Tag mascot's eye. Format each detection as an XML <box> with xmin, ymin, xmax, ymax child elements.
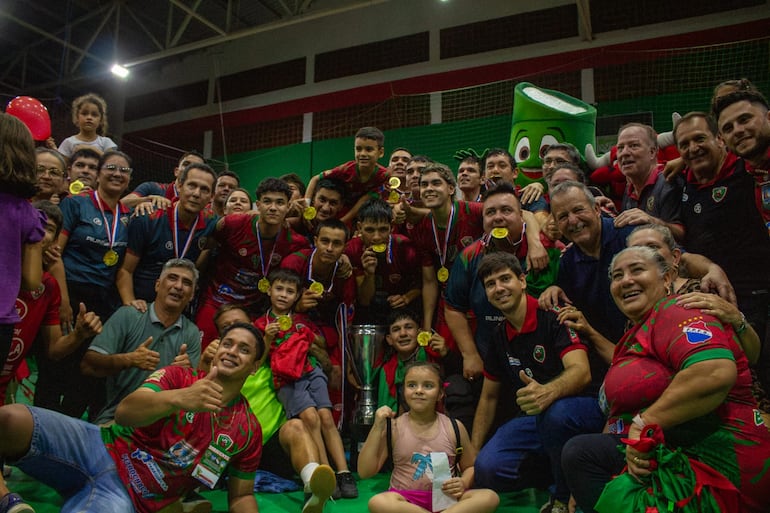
<box><xmin>515</xmin><ymin>137</ymin><xmax>530</xmax><ymax>163</ymax></box>
<box><xmin>540</xmin><ymin>135</ymin><xmax>559</xmax><ymax>158</ymax></box>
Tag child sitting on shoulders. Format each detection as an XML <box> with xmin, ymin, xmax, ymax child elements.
<box><xmin>377</xmin><ymin>309</ymin><xmax>448</xmax><ymax>413</ymax></box>
<box><xmin>359</xmin><ymin>361</ymin><xmax>499</xmax><ymax>513</ymax></box>
<box><xmin>253</xmin><ymin>268</ymin><xmax>358</xmax><ymax>499</ymax></box>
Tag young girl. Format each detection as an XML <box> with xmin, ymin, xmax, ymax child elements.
<box><xmin>57</xmin><ymin>93</ymin><xmax>117</xmax><ymax>157</ymax></box>
<box><xmin>359</xmin><ymin>362</ymin><xmax>499</xmax><ymax>513</ymax></box>
<box><xmin>0</xmin><ymin>113</ymin><xmax>46</xmax><ymax>382</ymax></box>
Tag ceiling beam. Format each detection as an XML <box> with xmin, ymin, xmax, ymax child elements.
<box><xmin>70</xmin><ymin>3</ymin><xmax>118</xmax><ymax>73</ymax></box>
<box><xmin>576</xmin><ymin>0</ymin><xmax>593</xmax><ymax>41</ymax></box>
<box><xmin>124</xmin><ymin>0</ymin><xmax>389</xmax><ymax>67</ymax></box>
<box><xmin>168</xmin><ymin>0</ymin><xmax>226</xmax><ymax>37</ymax></box>
<box><xmin>124</xmin><ymin>4</ymin><xmax>165</xmax><ymax>52</ymax></box>
<box><xmin>170</xmin><ymin>0</ymin><xmax>206</xmax><ymax>47</ymax></box>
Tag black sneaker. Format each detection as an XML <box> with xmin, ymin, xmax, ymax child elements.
<box><xmin>0</xmin><ymin>493</ymin><xmax>34</xmax><ymax>513</ymax></box>
<box><xmin>302</xmin><ymin>464</ymin><xmax>336</xmax><ymax>513</ymax></box>
<box><xmin>335</xmin><ymin>471</ymin><xmax>358</xmax><ymax>499</ymax></box>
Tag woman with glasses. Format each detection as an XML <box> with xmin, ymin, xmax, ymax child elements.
<box><xmin>32</xmin><ymin>148</ymin><xmax>68</xmax><ymax>204</ymax></box>
<box><xmin>35</xmin><ymin>150</ymin><xmax>133</xmax><ymax>420</ymax></box>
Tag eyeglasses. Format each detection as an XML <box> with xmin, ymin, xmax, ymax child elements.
<box><xmin>543</xmin><ymin>157</ymin><xmax>570</xmax><ymax>166</ymax></box>
<box><xmin>102</xmin><ymin>164</ymin><xmax>133</xmax><ymax>174</ymax></box>
<box><xmin>73</xmin><ymin>161</ymin><xmax>99</xmax><ymax>171</ymax></box>
<box><xmin>36</xmin><ymin>166</ymin><xmax>65</xmax><ymax>178</ymax></box>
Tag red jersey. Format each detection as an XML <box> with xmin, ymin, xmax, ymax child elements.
<box><xmin>411</xmin><ymin>200</ymin><xmax>484</xmax><ymax>272</ymax></box>
<box><xmin>102</xmin><ymin>366</ymin><xmax>262</xmax><ymax>513</ymax></box>
<box><xmin>203</xmin><ymin>214</ymin><xmax>309</xmax><ymax>307</ymax></box>
<box><xmin>3</xmin><ymin>273</ymin><xmax>60</xmax><ymax>403</ymax></box>
<box><xmin>344</xmin><ymin>234</ymin><xmax>420</xmax><ymax>298</ymax></box>
<box><xmin>254</xmin><ymin>311</ymin><xmax>321</xmax><ymax>387</ymax></box>
<box><xmin>321</xmin><ymin>160</ymin><xmax>389</xmax><ymax>211</ymax></box>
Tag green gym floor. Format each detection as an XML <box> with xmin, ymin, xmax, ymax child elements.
<box><xmin>8</xmin><ymin>468</ymin><xmax>549</xmax><ymax>512</ymax></box>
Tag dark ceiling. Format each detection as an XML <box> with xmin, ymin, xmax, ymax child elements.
<box><xmin>0</xmin><ymin>0</ymin><xmax>372</xmax><ymax>100</ymax></box>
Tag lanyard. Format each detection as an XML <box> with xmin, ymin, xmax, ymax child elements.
<box><xmin>308</xmin><ymin>248</ymin><xmax>339</xmax><ymax>293</ymax></box>
<box><xmin>94</xmin><ymin>190</ymin><xmax>119</xmax><ymax>249</ymax></box>
<box><xmin>430</xmin><ymin>203</ymin><xmax>455</xmax><ymax>269</ymax></box>
<box><xmin>173</xmin><ymin>204</ymin><xmax>197</xmax><ymax>259</ymax></box>
<box><xmin>255</xmin><ymin>224</ymin><xmax>280</xmax><ymax>278</ymax></box>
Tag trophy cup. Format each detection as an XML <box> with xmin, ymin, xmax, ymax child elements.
<box><xmin>349</xmin><ymin>324</ymin><xmax>384</xmax><ymax>426</ymax></box>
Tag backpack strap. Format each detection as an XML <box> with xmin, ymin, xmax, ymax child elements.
<box><xmin>450</xmin><ymin>416</ymin><xmax>463</xmax><ymax>457</ymax></box>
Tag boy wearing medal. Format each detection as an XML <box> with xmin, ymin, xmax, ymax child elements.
<box><xmin>408</xmin><ymin>163</ymin><xmax>484</xmax><ymax>354</ymax></box>
<box><xmin>195</xmin><ymin>178</ymin><xmax>309</xmax><ymax>348</ymax></box>
<box><xmin>345</xmin><ymin>198</ymin><xmax>421</xmax><ymax>325</ymax></box>
<box><xmin>304</xmin><ymin>127</ymin><xmax>389</xmax><ymax>225</ymax></box>
<box><xmin>116</xmin><ymin>163</ymin><xmax>218</xmax><ymax>312</ymax></box>
<box><xmin>254</xmin><ymin>269</ymin><xmax>357</xmax><ymax>499</ymax></box>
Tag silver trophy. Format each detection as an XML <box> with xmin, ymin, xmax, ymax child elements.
<box><xmin>348</xmin><ymin>324</ymin><xmax>385</xmax><ymax>425</ymax></box>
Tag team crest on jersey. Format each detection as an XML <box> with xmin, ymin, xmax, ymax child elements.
<box><xmin>6</xmin><ymin>338</ymin><xmax>24</xmax><ymax>364</ymax></box>
<box><xmin>186</xmin><ymin>412</ymin><xmax>195</xmax><ymax>423</ymax></box>
<box><xmin>681</xmin><ymin>192</ymin><xmax>689</xmax><ymax>202</ymax></box>
<box><xmin>460</xmin><ymin>236</ymin><xmax>474</xmax><ymax>247</ymax></box>
<box><xmin>711</xmin><ymin>187</ymin><xmax>727</xmax><ymax>203</ymax></box>
<box><xmin>121</xmin><ymin>217</ymin><xmax>129</xmax><ymax>226</ymax></box>
<box><xmin>216</xmin><ymin>433</ymin><xmax>234</xmax><ymax>451</ymax></box>
<box><xmin>14</xmin><ymin>299</ymin><xmax>28</xmax><ymax>319</ymax></box>
<box><xmin>682</xmin><ymin>320</ymin><xmax>712</xmax><ymax>344</ymax></box>
<box><xmin>533</xmin><ymin>345</ymin><xmax>546</xmax><ymax>363</ymax></box>
<box><xmin>646</xmin><ymin>197</ymin><xmax>655</xmax><ymax>211</ymax></box>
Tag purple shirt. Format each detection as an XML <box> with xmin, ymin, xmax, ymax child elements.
<box><xmin>0</xmin><ymin>193</ymin><xmax>46</xmax><ymax>324</ymax></box>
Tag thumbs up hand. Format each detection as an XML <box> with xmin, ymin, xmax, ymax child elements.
<box><xmin>130</xmin><ymin>336</ymin><xmax>161</xmax><ymax>371</ymax></box>
<box><xmin>172</xmin><ymin>343</ymin><xmax>192</xmax><ymax>368</ymax></box>
<box><xmin>74</xmin><ymin>302</ymin><xmax>102</xmax><ymax>337</ymax></box>
<box><xmin>516</xmin><ymin>370</ymin><xmax>554</xmax><ymax>415</ymax></box>
<box><xmin>180</xmin><ymin>365</ymin><xmax>224</xmax><ymax>413</ymax></box>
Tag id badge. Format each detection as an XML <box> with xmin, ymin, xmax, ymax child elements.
<box><xmin>192</xmin><ymin>443</ymin><xmax>231</xmax><ymax>488</ymax></box>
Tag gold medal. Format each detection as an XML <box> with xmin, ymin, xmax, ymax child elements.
<box><xmin>372</xmin><ymin>243</ymin><xmax>386</xmax><ymax>253</ymax></box>
<box><xmin>309</xmin><ymin>281</ymin><xmax>324</xmax><ymax>294</ymax></box>
<box><xmin>258</xmin><ymin>278</ymin><xmax>270</xmax><ymax>293</ymax></box>
<box><xmin>388</xmin><ymin>176</ymin><xmax>401</xmax><ymax>189</ymax></box>
<box><xmin>417</xmin><ymin>331</ymin><xmax>431</xmax><ymax>347</ymax></box>
<box><xmin>437</xmin><ymin>266</ymin><xmax>449</xmax><ymax>283</ymax></box>
<box><xmin>103</xmin><ymin>249</ymin><xmax>119</xmax><ymax>266</ymax></box>
<box><xmin>388</xmin><ymin>190</ymin><xmax>400</xmax><ymax>204</ymax></box>
<box><xmin>69</xmin><ymin>179</ymin><xmax>85</xmax><ymax>195</ymax></box>
<box><xmin>491</xmin><ymin>227</ymin><xmax>509</xmax><ymax>239</ymax></box>
<box><xmin>277</xmin><ymin>315</ymin><xmax>292</xmax><ymax>331</ymax></box>
<box><xmin>303</xmin><ymin>206</ymin><xmax>317</xmax><ymax>220</ymax></box>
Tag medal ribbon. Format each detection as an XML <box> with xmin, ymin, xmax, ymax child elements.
<box><xmin>255</xmin><ymin>224</ymin><xmax>280</xmax><ymax>279</ymax></box>
<box><xmin>308</xmin><ymin>248</ymin><xmax>339</xmax><ymax>293</ymax></box>
<box><xmin>173</xmin><ymin>204</ymin><xmax>198</xmax><ymax>259</ymax></box>
<box><xmin>386</xmin><ymin>234</ymin><xmax>393</xmax><ymax>265</ymax></box>
<box><xmin>430</xmin><ymin>203</ymin><xmax>455</xmax><ymax>269</ymax></box>
<box><xmin>94</xmin><ymin>190</ymin><xmax>119</xmax><ymax>250</ymax></box>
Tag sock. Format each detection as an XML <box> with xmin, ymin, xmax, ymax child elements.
<box><xmin>336</xmin><ymin>470</ymin><xmax>350</xmax><ymax>475</ymax></box>
<box><xmin>301</xmin><ymin>462</ymin><xmax>320</xmax><ymax>492</ymax></box>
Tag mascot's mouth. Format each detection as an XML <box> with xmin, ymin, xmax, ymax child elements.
<box><xmin>517</xmin><ymin>167</ymin><xmax>544</xmax><ymax>180</ymax></box>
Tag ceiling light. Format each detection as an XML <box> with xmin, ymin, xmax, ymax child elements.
<box><xmin>111</xmin><ymin>64</ymin><xmax>129</xmax><ymax>78</ymax></box>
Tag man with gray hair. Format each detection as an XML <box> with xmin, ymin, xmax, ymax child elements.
<box><xmin>81</xmin><ymin>258</ymin><xmax>202</xmax><ymax>425</ymax></box>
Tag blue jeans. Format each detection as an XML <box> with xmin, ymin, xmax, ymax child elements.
<box><xmin>475</xmin><ymin>396</ymin><xmax>605</xmax><ymax>501</ymax></box>
<box><xmin>12</xmin><ymin>406</ymin><xmax>134</xmax><ymax>513</ymax></box>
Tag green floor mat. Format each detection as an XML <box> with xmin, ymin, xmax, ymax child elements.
<box><xmin>7</xmin><ymin>468</ymin><xmax>550</xmax><ymax>512</ymax></box>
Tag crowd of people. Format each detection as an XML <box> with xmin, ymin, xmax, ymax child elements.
<box><xmin>0</xmin><ymin>79</ymin><xmax>769</xmax><ymax>513</ymax></box>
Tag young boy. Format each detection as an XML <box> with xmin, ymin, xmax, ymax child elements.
<box><xmin>254</xmin><ymin>268</ymin><xmax>357</xmax><ymax>500</ymax></box>
<box><xmin>376</xmin><ymin>309</ymin><xmax>447</xmax><ymax>413</ymax></box>
<box><xmin>344</xmin><ymin>198</ymin><xmax>420</xmax><ymax>325</ymax></box>
<box><xmin>195</xmin><ymin>177</ymin><xmax>309</xmax><ymax>347</ymax></box>
<box><xmin>304</xmin><ymin>127</ymin><xmax>388</xmax><ymax>225</ymax></box>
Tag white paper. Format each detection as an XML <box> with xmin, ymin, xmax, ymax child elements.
<box><xmin>431</xmin><ymin>452</ymin><xmax>457</xmax><ymax>512</ymax></box>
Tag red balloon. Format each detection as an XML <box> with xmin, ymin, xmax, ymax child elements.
<box><xmin>6</xmin><ymin>96</ymin><xmax>52</xmax><ymax>141</ymax></box>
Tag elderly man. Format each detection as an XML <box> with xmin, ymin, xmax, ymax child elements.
<box><xmin>81</xmin><ymin>258</ymin><xmax>203</xmax><ymax>425</ymax></box>
<box><xmin>540</xmin><ymin>181</ymin><xmax>734</xmax><ymax>345</ymax></box>
<box><xmin>612</xmin><ymin>123</ymin><xmax>685</xmax><ymax>241</ymax></box>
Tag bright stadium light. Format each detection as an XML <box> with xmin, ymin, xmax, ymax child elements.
<box><xmin>111</xmin><ymin>64</ymin><xmax>130</xmax><ymax>78</ymax></box>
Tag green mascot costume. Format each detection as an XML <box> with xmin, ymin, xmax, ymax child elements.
<box><xmin>509</xmin><ymin>82</ymin><xmax>597</xmax><ymax>187</ymax></box>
